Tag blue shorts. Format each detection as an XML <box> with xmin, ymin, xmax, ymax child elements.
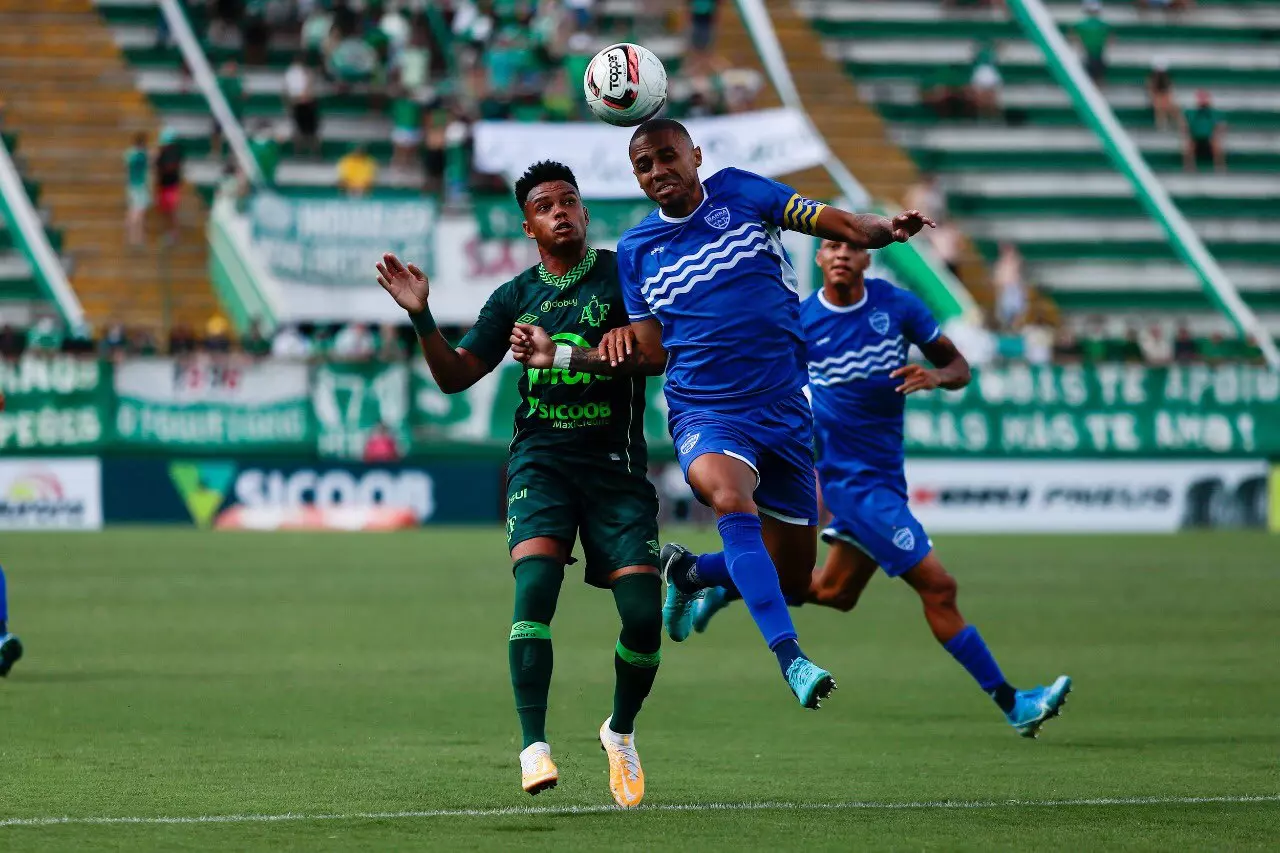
<box><xmin>819</xmin><ymin>477</ymin><xmax>932</xmax><ymax>577</ymax></box>
<box><xmin>669</xmin><ymin>390</ymin><xmax>818</xmax><ymax>526</ymax></box>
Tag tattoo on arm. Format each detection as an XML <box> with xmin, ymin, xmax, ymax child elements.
<box><xmin>567</xmin><ymin>346</ymin><xmax>663</xmax><ymax>376</ymax></box>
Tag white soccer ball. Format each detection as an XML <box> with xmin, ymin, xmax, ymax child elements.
<box><xmin>583</xmin><ymin>42</ymin><xmax>668</xmax><ymax>127</ymax></box>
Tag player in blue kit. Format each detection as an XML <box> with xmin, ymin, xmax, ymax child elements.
<box><xmin>687</xmin><ymin>239</ymin><xmax>1072</xmax><ymax>737</ymax></box>
<box><xmin>0</xmin><ymin>565</ymin><xmax>22</xmax><ymax>677</ymax></box>
<box><xmin>511</xmin><ymin>118</ymin><xmax>935</xmax><ymax>709</ymax></box>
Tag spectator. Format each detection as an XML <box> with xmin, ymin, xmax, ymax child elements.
<box><xmin>214</xmin><ymin>162</ymin><xmax>250</xmax><ymax>211</ymax></box>
<box><xmin>154</xmin><ymin>127</ymin><xmax>185</xmax><ymax>243</ymax></box>
<box><xmin>241</xmin><ymin>0</ymin><xmax>271</xmax><ymax>65</ymax></box>
<box><xmin>124</xmin><ymin>131</ymin><xmax>150</xmax><ymax>248</ymax></box>
<box><xmin>1172</xmin><ymin>323</ymin><xmax>1198</xmax><ymax>363</ymax></box>
<box><xmin>26</xmin><ymin>317</ymin><xmax>64</xmax><ymax>353</ymax></box>
<box><xmin>423</xmin><ymin>112</ymin><xmax>448</xmax><ymax>192</ymax></box>
<box><xmin>132</xmin><ymin>328</ymin><xmax>159</xmax><ymax>356</ymax></box>
<box><xmin>1140</xmin><ymin>324</ymin><xmax>1173</xmax><ymax>364</ymax></box>
<box><xmin>327</xmin><ymin>9</ymin><xmax>381</xmax><ymax>86</ymax></box>
<box><xmin>443</xmin><ymin>116</ymin><xmax>472</xmax><ymax>203</ymax></box>
<box><xmin>1201</xmin><ymin>331</ymin><xmax>1230</xmax><ymax>365</ymax></box>
<box><xmin>1051</xmin><ymin>327</ymin><xmax>1083</xmax><ymax>363</ymax></box>
<box><xmin>62</xmin><ymin>323</ymin><xmax>95</xmax><ymax>355</ymax></box>
<box><xmin>1147</xmin><ymin>57</ymin><xmax>1179</xmax><ymax>131</ymax></box>
<box><xmin>563</xmin><ymin>0</ymin><xmax>593</xmax><ymax>33</ymax></box>
<box><xmin>241</xmin><ymin>318</ymin><xmax>272</xmax><ymax>357</ymax></box>
<box><xmin>922</xmin><ymin>65</ymin><xmax>973</xmax><ymax>120</ymax></box>
<box><xmin>301</xmin><ymin>1</ymin><xmax>334</xmax><ymax>60</ymax></box>
<box><xmin>1073</xmin><ymin>0</ymin><xmax>1110</xmax><ymax>85</ymax></box>
<box><xmin>168</xmin><ymin>325</ymin><xmax>198</xmax><ymax>356</ymax></box>
<box><xmin>332</xmin><ymin>322</ymin><xmax>376</xmax><ymax>359</ymax></box>
<box><xmin>0</xmin><ymin>324</ymin><xmax>26</xmax><ymax>359</ymax></box>
<box><xmin>389</xmin><ymin>94</ymin><xmax>424</xmax><ymax>169</ymax></box>
<box><xmin>285</xmin><ymin>53</ymin><xmax>322</xmax><ymax>158</ymax></box>
<box><xmin>100</xmin><ymin>323</ymin><xmax>130</xmax><ymax>359</ymax></box>
<box><xmin>993</xmin><ymin>242</ymin><xmax>1029</xmax><ymax>330</ymax></box>
<box><xmin>205</xmin><ymin>315</ymin><xmax>233</xmax><ymax>353</ymax></box>
<box><xmin>969</xmin><ymin>41</ymin><xmax>1002</xmax><ymax>119</ymax></box>
<box><xmin>1079</xmin><ymin>317</ymin><xmax>1109</xmax><ymax>362</ymax></box>
<box><xmin>248</xmin><ymin>121</ymin><xmax>282</xmax><ymax>186</ymax></box>
<box><xmin>336</xmin><ymin>144</ymin><xmax>379</xmax><ymax>195</ymax></box>
<box><xmin>1022</xmin><ymin>324</ymin><xmax>1053</xmax><ymax>364</ymax></box>
<box><xmin>272</xmin><ymin>324</ymin><xmax>312</xmax><ymax>358</ymax></box>
<box><xmin>211</xmin><ymin>60</ymin><xmax>245</xmax><ymax>158</ymax></box>
<box><xmin>1115</xmin><ymin>328</ymin><xmax>1144</xmax><ymax>363</ymax></box>
<box><xmin>378</xmin><ymin>322</ymin><xmax>408</xmax><ymax>360</ymax></box>
<box><xmin>1183</xmin><ymin>89</ymin><xmax>1226</xmax><ymax>172</ymax></box>
<box><xmin>394</xmin><ymin>17</ymin><xmax>433</xmax><ymax>94</ymax></box>
<box><xmin>689</xmin><ymin>0</ymin><xmax>720</xmax><ymax>53</ymax></box>
<box><xmin>362</xmin><ymin>422</ymin><xmax>402</xmax><ymax>462</ymax></box>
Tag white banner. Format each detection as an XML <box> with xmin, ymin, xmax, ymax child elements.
<box><xmin>904</xmin><ymin>460</ymin><xmax>1269</xmax><ymax>533</ymax></box>
<box><xmin>473</xmin><ymin>108</ymin><xmax>828</xmax><ymax>199</ymax></box>
<box><xmin>0</xmin><ymin>458</ymin><xmax>103</xmax><ymax>530</ymax></box>
<box><xmin>114</xmin><ymin>357</ymin><xmax>310</xmax><ymax>405</ymax></box>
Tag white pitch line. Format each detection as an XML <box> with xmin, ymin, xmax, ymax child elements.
<box><xmin>1</xmin><ymin>795</ymin><xmax>1277</xmax><ymax>829</ymax></box>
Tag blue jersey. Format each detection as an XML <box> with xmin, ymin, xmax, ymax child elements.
<box><xmin>801</xmin><ymin>278</ymin><xmax>941</xmax><ymax>483</ymax></box>
<box><xmin>618</xmin><ymin>167</ymin><xmax>826</xmax><ymax>415</ymax></box>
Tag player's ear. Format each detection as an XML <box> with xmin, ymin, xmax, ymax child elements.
<box><xmin>582</xmin><ymin>204</ymin><xmax>590</xmax><ymax>227</ymax></box>
<box><xmin>692</xmin><ymin>146</ymin><xmax>703</xmax><ymax>168</ymax></box>
<box><xmin>522</xmin><ymin>219</ymin><xmax>535</xmax><ymax>240</ymax></box>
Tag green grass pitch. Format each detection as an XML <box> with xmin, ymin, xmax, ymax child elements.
<box><xmin>0</xmin><ymin>528</ymin><xmax>1277</xmax><ymax>850</ymax></box>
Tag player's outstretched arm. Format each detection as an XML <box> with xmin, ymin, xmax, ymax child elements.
<box><xmin>510</xmin><ymin>320</ymin><xmax>667</xmax><ymax>376</ymax></box>
<box><xmin>890</xmin><ymin>335</ymin><xmax>971</xmax><ymax>395</ymax></box>
<box><xmin>376</xmin><ymin>252</ymin><xmax>491</xmax><ymax>394</ymax></box>
<box><xmin>812</xmin><ymin>206</ymin><xmax>935</xmax><ymax>249</ymax></box>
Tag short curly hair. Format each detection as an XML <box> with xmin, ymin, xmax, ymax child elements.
<box><xmin>514</xmin><ymin>160</ymin><xmax>580</xmax><ymax>209</ymax></box>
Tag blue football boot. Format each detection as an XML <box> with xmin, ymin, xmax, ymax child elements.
<box><xmin>1007</xmin><ymin>675</ymin><xmax>1072</xmax><ymax>738</ymax></box>
<box><xmin>692</xmin><ymin>585</ymin><xmax>731</xmax><ymax>634</ymax></box>
<box><xmin>660</xmin><ymin>543</ymin><xmax>701</xmax><ymax>643</ymax></box>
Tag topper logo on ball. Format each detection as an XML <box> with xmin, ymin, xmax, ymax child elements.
<box><xmin>608</xmin><ymin>52</ymin><xmax>624</xmax><ymax>89</ymax></box>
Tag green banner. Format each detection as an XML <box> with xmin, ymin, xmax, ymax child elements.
<box><xmin>250</xmin><ymin>193</ymin><xmax>437</xmax><ymax>285</ymax></box>
<box><xmin>314</xmin><ymin>361</ymin><xmax>411</xmax><ymax>459</ymax></box>
<box><xmin>0</xmin><ymin>356</ymin><xmax>110</xmax><ymax>451</ymax></box>
<box><xmin>7</xmin><ymin>357</ymin><xmax>1276</xmax><ymax>458</ymax></box>
<box><xmin>905</xmin><ymin>364</ymin><xmax>1280</xmax><ymax>456</ymax></box>
<box><xmin>113</xmin><ymin>357</ymin><xmax>312</xmax><ymax>453</ymax></box>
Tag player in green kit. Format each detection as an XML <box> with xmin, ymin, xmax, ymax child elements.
<box><xmin>375</xmin><ymin>161</ymin><xmax>661</xmax><ymax>809</ymax></box>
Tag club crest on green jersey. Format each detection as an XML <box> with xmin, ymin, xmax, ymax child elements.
<box><xmin>580</xmin><ymin>296</ymin><xmax>610</xmax><ymax>328</ymax></box>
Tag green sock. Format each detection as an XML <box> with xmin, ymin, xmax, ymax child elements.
<box><xmin>509</xmin><ymin>555</ymin><xmax>564</xmax><ymax>749</ymax></box>
<box><xmin>610</xmin><ymin>573</ymin><xmax>662</xmax><ymax>735</ymax></box>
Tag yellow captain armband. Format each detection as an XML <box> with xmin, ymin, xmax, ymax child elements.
<box><xmin>782</xmin><ymin>194</ymin><xmax>827</xmax><ymax>234</ymax></box>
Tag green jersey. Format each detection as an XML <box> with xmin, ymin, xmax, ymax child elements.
<box><xmin>124</xmin><ymin>147</ymin><xmax>148</xmax><ymax>187</ymax></box>
<box><xmin>458</xmin><ymin>248</ymin><xmax>647</xmax><ymax>464</ymax></box>
<box><xmin>1074</xmin><ymin>17</ymin><xmax>1110</xmax><ymax>59</ymax></box>
<box><xmin>1186</xmin><ymin>106</ymin><xmax>1221</xmax><ymax>141</ymax></box>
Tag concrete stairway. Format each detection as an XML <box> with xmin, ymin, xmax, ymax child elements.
<box><xmin>0</xmin><ymin>0</ymin><xmax>216</xmax><ymax>334</ymax></box>
<box><xmin>718</xmin><ymin>0</ymin><xmax>993</xmax><ymax>307</ymax></box>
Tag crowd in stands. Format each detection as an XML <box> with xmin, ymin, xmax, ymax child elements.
<box><xmin>0</xmin><ymin>316</ymin><xmax>1268</xmax><ymax>367</ymax></box>
<box><xmin>920</xmin><ymin>0</ymin><xmax>1227</xmax><ymax>171</ymax></box>
<box><xmin>177</xmin><ymin>0</ymin><xmax>757</xmax><ymax>197</ymax></box>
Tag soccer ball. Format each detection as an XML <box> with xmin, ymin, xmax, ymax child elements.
<box><xmin>583</xmin><ymin>43</ymin><xmax>668</xmax><ymax>127</ymax></box>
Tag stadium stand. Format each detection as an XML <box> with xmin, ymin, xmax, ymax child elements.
<box><xmin>0</xmin><ymin>0</ymin><xmax>216</xmax><ymax>331</ymax></box>
<box><xmin>792</xmin><ymin>0</ymin><xmax>1280</xmax><ymax>334</ymax></box>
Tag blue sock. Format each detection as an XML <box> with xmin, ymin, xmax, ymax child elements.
<box><xmin>0</xmin><ymin>564</ymin><xmax>7</xmax><ymax>634</ymax></box>
<box><xmin>943</xmin><ymin>625</ymin><xmax>1015</xmax><ymax>712</ymax></box>
<box><xmin>716</xmin><ymin>513</ymin><xmax>802</xmax><ymax>674</ymax></box>
<box><xmin>693</xmin><ymin>552</ymin><xmax>730</xmax><ymax>587</ymax></box>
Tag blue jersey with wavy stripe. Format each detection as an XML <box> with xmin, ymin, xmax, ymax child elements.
<box><xmin>617</xmin><ymin>167</ymin><xmax>826</xmax><ymax>415</ymax></box>
<box><xmin>802</xmin><ymin>278</ymin><xmax>941</xmax><ymax>479</ymax></box>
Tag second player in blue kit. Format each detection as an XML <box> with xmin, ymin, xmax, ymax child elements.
<box><xmin>691</xmin><ymin>240</ymin><xmax>1072</xmax><ymax>736</ymax></box>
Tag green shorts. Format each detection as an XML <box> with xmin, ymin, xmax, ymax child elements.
<box><xmin>506</xmin><ymin>451</ymin><xmax>660</xmax><ymax>588</ymax></box>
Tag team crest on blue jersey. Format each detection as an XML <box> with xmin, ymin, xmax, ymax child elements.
<box><xmin>704</xmin><ymin>206</ymin><xmax>731</xmax><ymax>230</ymax></box>
<box><xmin>869</xmin><ymin>310</ymin><xmax>891</xmax><ymax>335</ymax></box>
<box><xmin>680</xmin><ymin>432</ymin><xmax>701</xmax><ymax>455</ymax></box>
<box><xmin>892</xmin><ymin>527</ymin><xmax>916</xmax><ymax>551</ymax></box>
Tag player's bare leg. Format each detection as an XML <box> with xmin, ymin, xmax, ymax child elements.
<box><xmin>509</xmin><ymin>536</ymin><xmax>567</xmax><ymax>795</ymax></box>
<box><xmin>664</xmin><ymin>453</ymin><xmax>835</xmax><ymax>708</ymax></box>
<box><xmin>899</xmin><ymin>553</ymin><xmax>1070</xmax><ymax>738</ymax></box>
<box><xmin>761</xmin><ymin>514</ymin><xmax>818</xmax><ymax>604</ymax></box>
<box><xmin>807</xmin><ymin>539</ymin><xmax>879</xmax><ymax>612</ymax></box>
<box><xmin>599</xmin><ymin>564</ymin><xmax>660</xmax><ymax>808</ymax></box>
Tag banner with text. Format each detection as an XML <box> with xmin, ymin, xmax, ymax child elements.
<box><xmin>249</xmin><ymin>193</ymin><xmax>437</xmax><ymax>286</ymax></box>
<box><xmin>473</xmin><ymin>108</ymin><xmax>827</xmax><ymax>199</ymax></box>
<box><xmin>114</xmin><ymin>357</ymin><xmax>313</xmax><ymax>453</ymax></box>
<box><xmin>904</xmin><ymin>363</ymin><xmax>1280</xmax><ymax>457</ymax></box>
<box><xmin>0</xmin><ymin>356</ymin><xmax>110</xmax><ymax>452</ymax></box>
